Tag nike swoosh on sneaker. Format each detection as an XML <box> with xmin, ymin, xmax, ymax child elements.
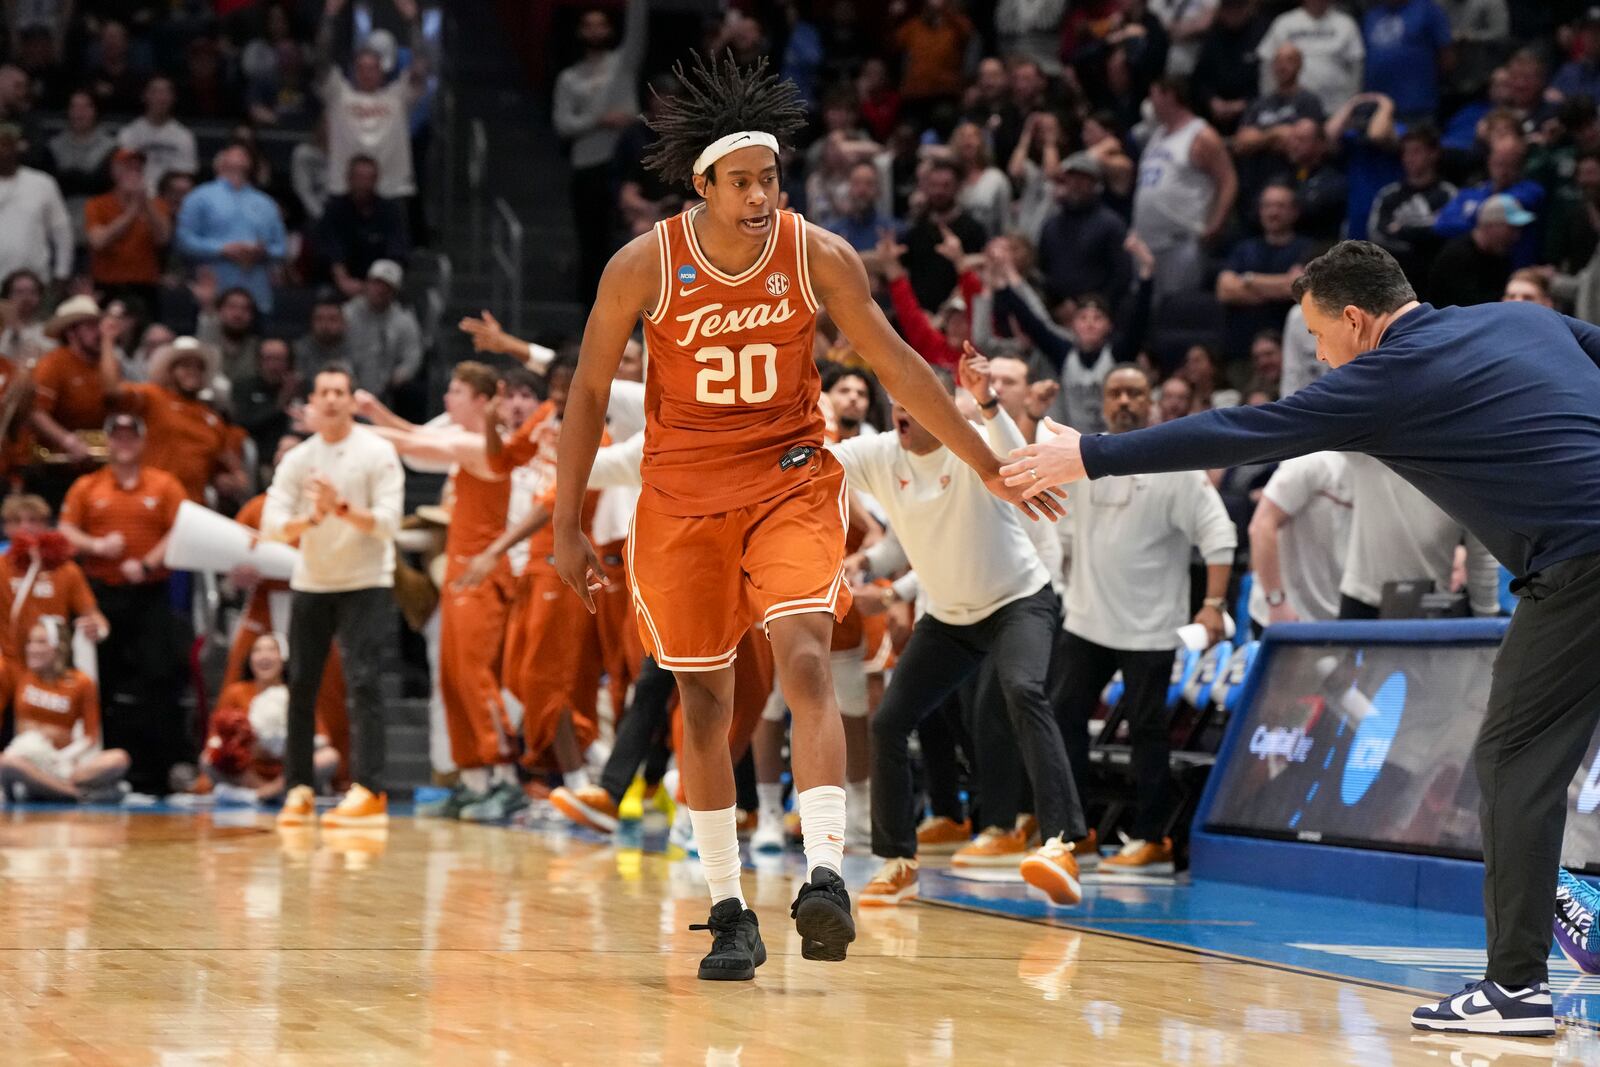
<box><xmin>1455</xmin><ymin>991</ymin><xmax>1497</xmax><ymax>1016</ymax></box>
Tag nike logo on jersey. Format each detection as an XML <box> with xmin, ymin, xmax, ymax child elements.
<box><xmin>679</xmin><ymin>283</ymin><xmax>709</xmax><ymax>298</ymax></box>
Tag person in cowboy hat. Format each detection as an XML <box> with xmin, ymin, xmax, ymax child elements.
<box><xmin>30</xmin><ymin>295</ymin><xmax>111</xmax><ymax>465</ymax></box>
<box><xmin>99</xmin><ymin>331</ymin><xmax>246</xmax><ymax>503</ymax></box>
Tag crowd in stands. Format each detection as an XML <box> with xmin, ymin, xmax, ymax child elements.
<box><xmin>0</xmin><ymin>0</ymin><xmax>440</xmax><ymax>801</ymax></box>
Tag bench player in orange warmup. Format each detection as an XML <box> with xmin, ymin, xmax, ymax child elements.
<box><xmin>356</xmin><ymin>363</ymin><xmax>525</xmax><ymax>819</ymax></box>
<box><xmin>552</xmin><ymin>54</ymin><xmax>1059</xmax><ymax>982</ymax></box>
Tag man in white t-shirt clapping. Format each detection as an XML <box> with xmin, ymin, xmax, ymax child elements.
<box><xmin>263</xmin><ymin>362</ymin><xmax>404</xmax><ymax>829</ymax></box>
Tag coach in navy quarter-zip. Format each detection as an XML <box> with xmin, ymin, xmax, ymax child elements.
<box><xmin>1002</xmin><ymin>240</ymin><xmax>1600</xmax><ymax>1039</ymax></box>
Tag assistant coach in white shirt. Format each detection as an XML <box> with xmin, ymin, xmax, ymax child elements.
<box><xmin>1054</xmin><ymin>364</ymin><xmax>1236</xmax><ymax>873</ymax></box>
<box><xmin>829</xmin><ymin>352</ymin><xmax>1089</xmax><ymax>907</ymax></box>
<box><xmin>263</xmin><ymin>363</ymin><xmax>404</xmax><ymax>800</ymax></box>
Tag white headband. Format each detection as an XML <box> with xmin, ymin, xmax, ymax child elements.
<box><xmin>693</xmin><ymin>131</ymin><xmax>780</xmax><ymax>176</ymax></box>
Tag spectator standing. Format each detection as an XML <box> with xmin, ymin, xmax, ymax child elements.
<box><xmin>116</xmin><ymin>78</ymin><xmax>197</xmax><ymax>197</ymax></box>
<box><xmin>84</xmin><ymin>21</ymin><xmax>146</xmax><ymax>116</ymax></box>
<box><xmin>193</xmin><ymin>278</ymin><xmax>262</xmax><ymax>389</ymax></box>
<box><xmin>294</xmin><ymin>296</ymin><xmax>350</xmax><ymax>382</ymax></box>
<box><xmin>1232</xmin><ymin>44</ymin><xmax>1323</xmax><ymax>212</ymax></box>
<box><xmin>57</xmin><ymin>413</ymin><xmax>187</xmax><ymax>795</ymax></box>
<box><xmin>85</xmin><ymin>148</ymin><xmax>172</xmax><ymax>313</ymax></box>
<box><xmin>1246</xmin><ymin>451</ymin><xmax>1351</xmax><ymax>629</ymax></box>
<box><xmin>996</xmin><ymin>0</ymin><xmax>1069</xmax><ymax>76</ymax></box>
<box><xmin>342</xmin><ymin>259</ymin><xmax>420</xmax><ymax>401</ymax></box>
<box><xmin>1054</xmin><ymin>365</ymin><xmax>1236</xmax><ymax>873</ymax></box>
<box><xmin>175</xmin><ymin>144</ymin><xmax>288</xmax><ymax>316</ymax></box>
<box><xmin>614</xmin><ymin>75</ymin><xmax>684</xmax><ymax>239</ymax></box>
<box><xmin>1153</xmin><ymin>0</ymin><xmax>1222</xmax><ymax>77</ymax></box>
<box><xmin>995</xmin><ymin>234</ymin><xmax>1155</xmax><ymax>432</ymax></box>
<box><xmin>1131</xmin><ymin>77</ymin><xmax>1237</xmax><ymax>298</ymax></box>
<box><xmin>101</xmin><ymin>334</ymin><xmax>243</xmax><ymax>503</ymax></box>
<box><xmin>1256</xmin><ymin>0</ymin><xmax>1365</xmax><ymax>115</ymax></box>
<box><xmin>0</xmin><ymin>268</ymin><xmax>48</xmax><ymax>364</ymax></box>
<box><xmin>233</xmin><ymin>337</ymin><xmax>299</xmax><ymax>464</ymax></box>
<box><xmin>316</xmin><ymin>155</ymin><xmax>409</xmax><ymax>297</ymax></box>
<box><xmin>48</xmin><ymin>91</ymin><xmax>114</xmax><ymax>236</ymax></box>
<box><xmin>30</xmin><ymin>297</ymin><xmax>110</xmax><ymax>466</ymax></box>
<box><xmin>249</xmin><ymin>39</ymin><xmax>317</xmax><ymax>128</ymax></box>
<box><xmin>1216</xmin><ymin>183</ymin><xmax>1315</xmax><ymax>359</ymax></box>
<box><xmin>0</xmin><ymin>123</ymin><xmax>70</xmax><ymax>289</ymax></box>
<box><xmin>1362</xmin><ymin>0</ymin><xmax>1453</xmax><ymax>122</ymax></box>
<box><xmin>1553</xmin><ymin>10</ymin><xmax>1600</xmax><ymax>104</ymax></box>
<box><xmin>1191</xmin><ymin>0</ymin><xmax>1268</xmax><ymax>134</ymax></box>
<box><xmin>1008</xmin><ymin>111</ymin><xmax>1066</xmax><ymax>245</ymax></box>
<box><xmin>893</xmin><ymin>0</ymin><xmax>974</xmax><ymax>133</ymax></box>
<box><xmin>262</xmin><ymin>365</ymin><xmax>404</xmax><ymax>829</ymax></box>
<box><xmin>1036</xmin><ymin>150</ymin><xmax>1126</xmax><ymax>302</ymax></box>
<box><xmin>900</xmin><ymin>159</ymin><xmax>987</xmax><ymax>311</ymax></box>
<box><xmin>317</xmin><ymin>0</ymin><xmax>427</xmax><ymax>203</ymax></box>
<box><xmin>1428</xmin><ymin>193</ymin><xmax>1527</xmax><ymax>308</ymax></box>
<box><xmin>823</xmin><ymin>161</ymin><xmax>894</xmax><ymax>253</ymax></box>
<box><xmin>551</xmin><ymin>0</ymin><xmax>647</xmax><ymax>301</ymax></box>
<box><xmin>948</xmin><ymin>121</ymin><xmax>1013</xmax><ymax>239</ymax></box>
<box><xmin>1432</xmin><ymin>134</ymin><xmax>1544</xmax><ymax>268</ymax></box>
<box><xmin>1367</xmin><ymin>124</ymin><xmax>1455</xmax><ymax>286</ymax></box>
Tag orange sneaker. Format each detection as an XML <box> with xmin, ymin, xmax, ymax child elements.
<box><xmin>915</xmin><ymin>816</ymin><xmax>971</xmax><ymax>856</ymax></box>
<box><xmin>276</xmin><ymin>784</ymin><xmax>315</xmax><ymax>827</ymax></box>
<box><xmin>1100</xmin><ymin>836</ymin><xmax>1175</xmax><ymax>875</ymax></box>
<box><xmin>1020</xmin><ymin>836</ymin><xmax>1083</xmax><ymax>906</ymax></box>
<box><xmin>860</xmin><ymin>858</ymin><xmax>920</xmax><ymax>906</ymax></box>
<box><xmin>320</xmin><ymin>784</ymin><xmax>388</xmax><ymax>828</ymax></box>
<box><xmin>1071</xmin><ymin>829</ymin><xmax>1101</xmax><ymax>872</ymax></box>
<box><xmin>951</xmin><ymin>815</ymin><xmax>1038</xmax><ymax>868</ymax></box>
<box><xmin>550</xmin><ymin>785</ymin><xmax>619</xmax><ymax>833</ymax></box>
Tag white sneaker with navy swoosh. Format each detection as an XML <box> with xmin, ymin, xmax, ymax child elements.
<box><xmin>1410</xmin><ymin>979</ymin><xmax>1555</xmax><ymax>1036</ymax></box>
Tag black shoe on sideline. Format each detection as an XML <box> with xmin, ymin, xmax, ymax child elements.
<box><xmin>691</xmin><ymin>898</ymin><xmax>767</xmax><ymax>981</ymax></box>
<box><xmin>791</xmin><ymin>865</ymin><xmax>856</xmax><ymax>962</ymax></box>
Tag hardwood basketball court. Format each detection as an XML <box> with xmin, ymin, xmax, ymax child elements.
<box><xmin>0</xmin><ymin>809</ymin><xmax>1587</xmax><ymax>1065</ymax></box>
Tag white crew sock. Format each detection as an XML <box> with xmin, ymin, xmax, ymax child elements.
<box><xmin>797</xmin><ymin>784</ymin><xmax>847</xmax><ymax>876</ymax></box>
<box><xmin>688</xmin><ymin>805</ymin><xmax>746</xmax><ymax>906</ymax></box>
<box><xmin>756</xmin><ymin>782</ymin><xmax>785</xmax><ymax>825</ymax></box>
<box><xmin>492</xmin><ymin>763</ymin><xmax>518</xmax><ymax>786</ymax></box>
<box><xmin>563</xmin><ymin>767</ymin><xmax>592</xmax><ymax>791</ymax></box>
<box><xmin>460</xmin><ymin>767</ymin><xmax>490</xmax><ymax>793</ymax></box>
<box><xmin>846</xmin><ymin>778</ymin><xmax>871</xmax><ymax>835</ymax></box>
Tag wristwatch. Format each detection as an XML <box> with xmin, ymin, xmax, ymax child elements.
<box><xmin>1202</xmin><ymin>596</ymin><xmax>1227</xmax><ymax>610</ymax></box>
<box><xmin>1264</xmin><ymin>589</ymin><xmax>1287</xmax><ymax>607</ymax></box>
<box><xmin>979</xmin><ymin>397</ymin><xmax>1000</xmax><ymax>412</ymax></box>
<box><xmin>880</xmin><ymin>586</ymin><xmax>899</xmax><ymax>608</ymax></box>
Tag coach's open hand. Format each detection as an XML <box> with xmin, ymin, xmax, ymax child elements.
<box><xmin>553</xmin><ymin>524</ymin><xmax>609</xmax><ymax>613</ymax></box>
<box><xmin>1001</xmin><ymin>418</ymin><xmax>1086</xmax><ymax>497</ymax></box>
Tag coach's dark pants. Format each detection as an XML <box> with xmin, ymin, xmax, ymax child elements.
<box><xmin>1479</xmin><ymin>549</ymin><xmax>1600</xmax><ymax>986</ymax></box>
<box><xmin>1052</xmin><ymin>630</ymin><xmax>1175</xmax><ymax>842</ymax></box>
<box><xmin>287</xmin><ymin>587</ymin><xmax>390</xmax><ymax>793</ymax></box>
<box><xmin>871</xmin><ymin>584</ymin><xmax>1086</xmax><ymax>859</ymax></box>
<box><xmin>599</xmin><ymin>656</ymin><xmax>677</xmax><ymax>804</ymax></box>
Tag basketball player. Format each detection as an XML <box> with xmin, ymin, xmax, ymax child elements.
<box><xmin>355</xmin><ymin>364</ymin><xmax>524</xmax><ymax>819</ymax></box>
<box><xmin>551</xmin><ymin>54</ymin><xmax>1057</xmax><ymax>981</ymax></box>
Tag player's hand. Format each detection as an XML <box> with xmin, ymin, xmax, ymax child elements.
<box><xmin>1195</xmin><ymin>604</ymin><xmax>1226</xmax><ymax>648</ymax></box>
<box><xmin>850</xmin><ymin>578</ymin><xmax>889</xmax><ymax>616</ymax></box>
<box><xmin>554</xmin><ymin>524</ymin><xmax>607</xmax><ymax>613</ymax></box>
<box><xmin>452</xmin><ymin>551</ymin><xmax>497</xmax><ymax>593</ymax></box>
<box><xmin>352</xmin><ymin>389</ymin><xmax>381</xmax><ymax>419</ymax></box>
<box><xmin>957</xmin><ymin>341</ymin><xmax>994</xmax><ymax>407</ymax></box>
<box><xmin>1002</xmin><ymin>417</ymin><xmax>1085</xmax><ymax>496</ymax></box>
<box><xmin>934</xmin><ymin>225</ymin><xmax>964</xmax><ymax>266</ymax></box>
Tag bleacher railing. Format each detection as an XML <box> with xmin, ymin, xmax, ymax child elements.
<box><xmin>490</xmin><ymin>197</ymin><xmax>524</xmax><ymax>336</ymax></box>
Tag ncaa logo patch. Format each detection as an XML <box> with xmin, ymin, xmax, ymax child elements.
<box><xmin>765</xmin><ymin>272</ymin><xmax>791</xmax><ymax>297</ymax></box>
<box><xmin>677</xmin><ymin>264</ymin><xmax>698</xmax><ymax>285</ymax></box>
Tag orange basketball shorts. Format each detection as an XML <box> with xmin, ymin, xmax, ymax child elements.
<box><xmin>628</xmin><ymin>453</ymin><xmax>852</xmax><ymax>674</ymax></box>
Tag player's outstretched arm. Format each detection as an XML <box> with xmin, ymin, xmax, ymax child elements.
<box><xmin>554</xmin><ymin>230</ymin><xmax>660</xmax><ymax>610</ymax></box>
<box><xmin>808</xmin><ymin>226</ymin><xmax>1062</xmax><ymax>521</ymax></box>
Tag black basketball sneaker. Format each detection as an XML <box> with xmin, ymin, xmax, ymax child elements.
<box><xmin>791</xmin><ymin>866</ymin><xmax>856</xmax><ymax>962</ymax></box>
<box><xmin>691</xmin><ymin>898</ymin><xmax>767</xmax><ymax>981</ymax></box>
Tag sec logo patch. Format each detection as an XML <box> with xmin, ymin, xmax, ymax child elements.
<box><xmin>765</xmin><ymin>272</ymin><xmax>790</xmax><ymax>297</ymax></box>
<box><xmin>677</xmin><ymin>264</ymin><xmax>698</xmax><ymax>285</ymax></box>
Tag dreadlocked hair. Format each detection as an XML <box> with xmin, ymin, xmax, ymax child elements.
<box><xmin>642</xmin><ymin>51</ymin><xmax>808</xmax><ymax>190</ymax></box>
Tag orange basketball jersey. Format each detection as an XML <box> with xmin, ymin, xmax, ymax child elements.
<box><xmin>640</xmin><ymin>206</ymin><xmax>825</xmax><ymax>517</ymax></box>
<box><xmin>445</xmin><ymin>465</ymin><xmax>511</xmax><ymax>559</ymax></box>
